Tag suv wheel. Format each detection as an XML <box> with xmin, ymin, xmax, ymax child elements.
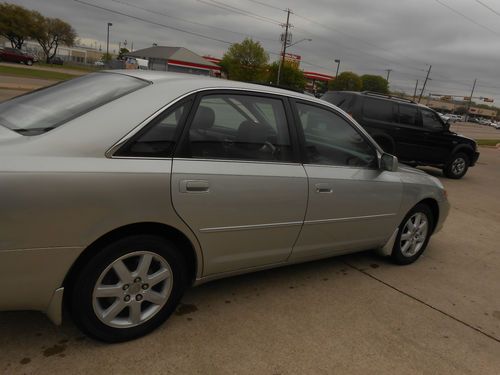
<box><xmin>26</xmin><ymin>59</ymin><xmax>33</xmax><ymax>66</ymax></box>
<box><xmin>391</xmin><ymin>203</ymin><xmax>434</xmax><ymax>265</ymax></box>
<box><xmin>444</xmin><ymin>152</ymin><xmax>469</xmax><ymax>179</ymax></box>
<box><xmin>69</xmin><ymin>235</ymin><xmax>187</xmax><ymax>342</ymax></box>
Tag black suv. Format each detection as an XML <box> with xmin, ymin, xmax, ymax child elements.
<box><xmin>322</xmin><ymin>91</ymin><xmax>479</xmax><ymax>179</ymax></box>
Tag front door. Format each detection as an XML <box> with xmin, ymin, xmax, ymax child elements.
<box><xmin>171</xmin><ymin>92</ymin><xmax>308</xmax><ymax>276</ymax></box>
<box><xmin>289</xmin><ymin>101</ymin><xmax>403</xmax><ymax>261</ymax></box>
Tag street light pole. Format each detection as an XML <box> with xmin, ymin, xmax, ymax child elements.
<box><xmin>465</xmin><ymin>78</ymin><xmax>477</xmax><ymax>122</ymax></box>
<box><xmin>334</xmin><ymin>59</ymin><xmax>341</xmax><ymax>78</ymax></box>
<box><xmin>277</xmin><ymin>9</ymin><xmax>292</xmax><ymax>85</ymax></box>
<box><xmin>106</xmin><ymin>22</ymin><xmax>113</xmax><ymax>59</ymax></box>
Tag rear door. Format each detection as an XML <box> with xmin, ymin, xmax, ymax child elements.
<box><xmin>171</xmin><ymin>91</ymin><xmax>308</xmax><ymax>276</ymax></box>
<box><xmin>394</xmin><ymin>103</ymin><xmax>428</xmax><ymax>162</ymax></box>
<box><xmin>289</xmin><ymin>101</ymin><xmax>402</xmax><ymax>261</ymax></box>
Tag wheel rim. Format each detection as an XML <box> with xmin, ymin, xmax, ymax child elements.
<box><xmin>400</xmin><ymin>212</ymin><xmax>429</xmax><ymax>257</ymax></box>
<box><xmin>451</xmin><ymin>157</ymin><xmax>466</xmax><ymax>175</ymax></box>
<box><xmin>92</xmin><ymin>251</ymin><xmax>172</xmax><ymax>328</ymax></box>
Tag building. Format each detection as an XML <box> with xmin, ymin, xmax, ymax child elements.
<box><xmin>127</xmin><ymin>46</ymin><xmax>221</xmax><ymax>76</ymax></box>
<box><xmin>304</xmin><ymin>71</ymin><xmax>334</xmax><ymax>94</ymax></box>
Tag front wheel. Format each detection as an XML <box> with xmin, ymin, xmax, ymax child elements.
<box><xmin>391</xmin><ymin>204</ymin><xmax>434</xmax><ymax>265</ymax></box>
<box><xmin>26</xmin><ymin>59</ymin><xmax>33</xmax><ymax>66</ymax></box>
<box><xmin>69</xmin><ymin>235</ymin><xmax>187</xmax><ymax>342</ymax></box>
<box><xmin>443</xmin><ymin>152</ymin><xmax>469</xmax><ymax>179</ymax></box>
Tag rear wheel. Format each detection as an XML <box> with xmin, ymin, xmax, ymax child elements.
<box><xmin>69</xmin><ymin>235</ymin><xmax>187</xmax><ymax>342</ymax></box>
<box><xmin>391</xmin><ymin>204</ymin><xmax>434</xmax><ymax>265</ymax></box>
<box><xmin>443</xmin><ymin>152</ymin><xmax>469</xmax><ymax>179</ymax></box>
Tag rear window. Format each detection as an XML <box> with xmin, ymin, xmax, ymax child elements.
<box><xmin>321</xmin><ymin>92</ymin><xmax>353</xmax><ymax>110</ymax></box>
<box><xmin>363</xmin><ymin>97</ymin><xmax>394</xmax><ymax>122</ymax></box>
<box><xmin>0</xmin><ymin>73</ymin><xmax>149</xmax><ymax>135</ymax></box>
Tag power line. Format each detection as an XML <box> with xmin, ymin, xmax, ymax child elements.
<box><xmin>109</xmin><ymin>0</ymin><xmax>278</xmax><ymax>43</ymax></box>
<box><xmin>73</xmin><ymin>0</ymin><xmax>233</xmax><ymax>45</ymax></box>
<box><xmin>474</xmin><ymin>0</ymin><xmax>500</xmax><ymax>17</ymax></box>
<box><xmin>433</xmin><ymin>0</ymin><xmax>500</xmax><ymax>35</ymax></box>
<box><xmin>197</xmin><ymin>0</ymin><xmax>281</xmax><ymax>25</ymax></box>
<box><xmin>244</xmin><ymin>0</ymin><xmax>284</xmax><ymax>12</ymax></box>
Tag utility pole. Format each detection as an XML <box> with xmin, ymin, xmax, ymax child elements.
<box><xmin>106</xmin><ymin>22</ymin><xmax>112</xmax><ymax>59</ymax></box>
<box><xmin>465</xmin><ymin>78</ymin><xmax>477</xmax><ymax>122</ymax></box>
<box><xmin>413</xmin><ymin>80</ymin><xmax>419</xmax><ymax>101</ymax></box>
<box><xmin>418</xmin><ymin>65</ymin><xmax>432</xmax><ymax>103</ymax></box>
<box><xmin>385</xmin><ymin>69</ymin><xmax>392</xmax><ymax>83</ymax></box>
<box><xmin>277</xmin><ymin>8</ymin><xmax>292</xmax><ymax>85</ymax></box>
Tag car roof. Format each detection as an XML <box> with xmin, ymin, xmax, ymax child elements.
<box><xmin>106</xmin><ymin>70</ymin><xmax>317</xmax><ymax>102</ymax></box>
<box><xmin>324</xmin><ymin>90</ymin><xmax>430</xmax><ymax>109</ymax></box>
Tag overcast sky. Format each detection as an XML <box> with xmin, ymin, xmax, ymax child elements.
<box><xmin>10</xmin><ymin>0</ymin><xmax>500</xmax><ymax>102</ymax></box>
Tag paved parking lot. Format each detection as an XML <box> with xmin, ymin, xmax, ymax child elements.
<box><xmin>1</xmin><ymin>147</ymin><xmax>499</xmax><ymax>374</ymax></box>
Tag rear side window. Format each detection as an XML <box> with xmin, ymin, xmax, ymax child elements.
<box><xmin>398</xmin><ymin>104</ymin><xmax>419</xmax><ymax>126</ymax></box>
<box><xmin>321</xmin><ymin>92</ymin><xmax>353</xmax><ymax>110</ymax></box>
<box><xmin>363</xmin><ymin>98</ymin><xmax>394</xmax><ymax>122</ymax></box>
<box><xmin>0</xmin><ymin>73</ymin><xmax>149</xmax><ymax>135</ymax></box>
<box><xmin>421</xmin><ymin>109</ymin><xmax>444</xmax><ymax>131</ymax></box>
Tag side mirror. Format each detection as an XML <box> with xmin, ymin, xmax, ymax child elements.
<box><xmin>380</xmin><ymin>153</ymin><xmax>398</xmax><ymax>172</ymax></box>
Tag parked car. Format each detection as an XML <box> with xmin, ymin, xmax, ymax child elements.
<box><xmin>0</xmin><ymin>71</ymin><xmax>449</xmax><ymax>342</ymax></box>
<box><xmin>94</xmin><ymin>60</ymin><xmax>105</xmax><ymax>66</ymax></box>
<box><xmin>437</xmin><ymin>112</ymin><xmax>450</xmax><ymax>124</ymax></box>
<box><xmin>48</xmin><ymin>56</ymin><xmax>64</xmax><ymax>65</ymax></box>
<box><xmin>0</xmin><ymin>47</ymin><xmax>36</xmax><ymax>65</ymax></box>
<box><xmin>321</xmin><ymin>91</ymin><xmax>479</xmax><ymax>179</ymax></box>
<box><xmin>448</xmin><ymin>114</ymin><xmax>463</xmax><ymax>123</ymax></box>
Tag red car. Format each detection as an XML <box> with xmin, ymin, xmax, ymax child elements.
<box><xmin>0</xmin><ymin>47</ymin><xmax>37</xmax><ymax>65</ymax></box>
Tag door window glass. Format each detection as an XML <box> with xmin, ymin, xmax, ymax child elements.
<box><xmin>421</xmin><ymin>109</ymin><xmax>444</xmax><ymax>131</ymax></box>
<box><xmin>363</xmin><ymin>98</ymin><xmax>394</xmax><ymax>122</ymax></box>
<box><xmin>399</xmin><ymin>104</ymin><xmax>419</xmax><ymax>126</ymax></box>
<box><xmin>116</xmin><ymin>101</ymin><xmax>189</xmax><ymax>157</ymax></box>
<box><xmin>297</xmin><ymin>103</ymin><xmax>377</xmax><ymax>168</ymax></box>
<box><xmin>185</xmin><ymin>94</ymin><xmax>293</xmax><ymax>162</ymax></box>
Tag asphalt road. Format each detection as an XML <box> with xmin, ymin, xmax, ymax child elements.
<box><xmin>0</xmin><ymin>147</ymin><xmax>499</xmax><ymax>374</ymax></box>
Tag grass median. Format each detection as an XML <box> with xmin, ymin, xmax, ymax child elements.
<box><xmin>477</xmin><ymin>139</ymin><xmax>500</xmax><ymax>146</ymax></box>
<box><xmin>0</xmin><ymin>65</ymin><xmax>77</xmax><ymax>81</ymax></box>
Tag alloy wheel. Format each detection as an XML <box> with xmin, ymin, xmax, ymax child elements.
<box><xmin>399</xmin><ymin>212</ymin><xmax>429</xmax><ymax>257</ymax></box>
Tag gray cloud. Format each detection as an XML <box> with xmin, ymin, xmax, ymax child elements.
<box><xmin>10</xmin><ymin>0</ymin><xmax>500</xmax><ymax>102</ymax></box>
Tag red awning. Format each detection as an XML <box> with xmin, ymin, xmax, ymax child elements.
<box><xmin>303</xmin><ymin>71</ymin><xmax>334</xmax><ymax>82</ymax></box>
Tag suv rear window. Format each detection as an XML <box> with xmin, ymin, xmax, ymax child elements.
<box><xmin>0</xmin><ymin>73</ymin><xmax>149</xmax><ymax>135</ymax></box>
<box><xmin>363</xmin><ymin>97</ymin><xmax>394</xmax><ymax>122</ymax></box>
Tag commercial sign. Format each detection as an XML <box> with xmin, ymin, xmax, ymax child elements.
<box><xmin>283</xmin><ymin>52</ymin><xmax>301</xmax><ymax>68</ymax></box>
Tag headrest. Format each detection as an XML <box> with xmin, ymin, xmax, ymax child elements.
<box><xmin>191</xmin><ymin>106</ymin><xmax>215</xmax><ymax>130</ymax></box>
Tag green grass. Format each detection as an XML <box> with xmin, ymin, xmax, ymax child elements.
<box><xmin>0</xmin><ymin>65</ymin><xmax>78</xmax><ymax>81</ymax></box>
<box><xmin>476</xmin><ymin>139</ymin><xmax>500</xmax><ymax>146</ymax></box>
<box><xmin>37</xmin><ymin>62</ymin><xmax>100</xmax><ymax>72</ymax></box>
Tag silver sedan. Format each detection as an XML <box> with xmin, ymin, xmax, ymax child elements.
<box><xmin>0</xmin><ymin>71</ymin><xmax>449</xmax><ymax>342</ymax></box>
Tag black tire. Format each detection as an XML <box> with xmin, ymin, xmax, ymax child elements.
<box><xmin>391</xmin><ymin>203</ymin><xmax>434</xmax><ymax>265</ymax></box>
<box><xmin>26</xmin><ymin>59</ymin><xmax>33</xmax><ymax>66</ymax></box>
<box><xmin>443</xmin><ymin>152</ymin><xmax>469</xmax><ymax>179</ymax></box>
<box><xmin>69</xmin><ymin>235</ymin><xmax>187</xmax><ymax>342</ymax></box>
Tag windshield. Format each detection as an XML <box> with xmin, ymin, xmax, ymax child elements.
<box><xmin>0</xmin><ymin>73</ymin><xmax>150</xmax><ymax>135</ymax></box>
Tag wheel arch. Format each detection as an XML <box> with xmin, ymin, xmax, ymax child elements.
<box><xmin>449</xmin><ymin>144</ymin><xmax>474</xmax><ymax>164</ymax></box>
<box><xmin>417</xmin><ymin>198</ymin><xmax>439</xmax><ymax>233</ymax></box>
<box><xmin>63</xmin><ymin>222</ymin><xmax>200</xmax><ymax>294</ymax></box>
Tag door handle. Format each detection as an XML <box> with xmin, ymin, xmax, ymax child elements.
<box><xmin>315</xmin><ymin>183</ymin><xmax>333</xmax><ymax>194</ymax></box>
<box><xmin>180</xmin><ymin>180</ymin><xmax>210</xmax><ymax>193</ymax></box>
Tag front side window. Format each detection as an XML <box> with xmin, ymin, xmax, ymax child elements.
<box><xmin>297</xmin><ymin>103</ymin><xmax>377</xmax><ymax>168</ymax></box>
<box><xmin>116</xmin><ymin>101</ymin><xmax>190</xmax><ymax>157</ymax></box>
<box><xmin>398</xmin><ymin>104</ymin><xmax>419</xmax><ymax>126</ymax></box>
<box><xmin>421</xmin><ymin>109</ymin><xmax>444</xmax><ymax>131</ymax></box>
<box><xmin>0</xmin><ymin>73</ymin><xmax>149</xmax><ymax>135</ymax></box>
<box><xmin>182</xmin><ymin>94</ymin><xmax>293</xmax><ymax>162</ymax></box>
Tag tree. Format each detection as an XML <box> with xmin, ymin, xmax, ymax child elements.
<box><xmin>361</xmin><ymin>74</ymin><xmax>389</xmax><ymax>93</ymax></box>
<box><xmin>220</xmin><ymin>38</ymin><xmax>269</xmax><ymax>82</ymax></box>
<box><xmin>118</xmin><ymin>47</ymin><xmax>130</xmax><ymax>60</ymax></box>
<box><xmin>33</xmin><ymin>14</ymin><xmax>77</xmax><ymax>63</ymax></box>
<box><xmin>267</xmin><ymin>61</ymin><xmax>306</xmax><ymax>91</ymax></box>
<box><xmin>0</xmin><ymin>3</ymin><xmax>37</xmax><ymax>49</ymax></box>
<box><xmin>328</xmin><ymin>72</ymin><xmax>362</xmax><ymax>91</ymax></box>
